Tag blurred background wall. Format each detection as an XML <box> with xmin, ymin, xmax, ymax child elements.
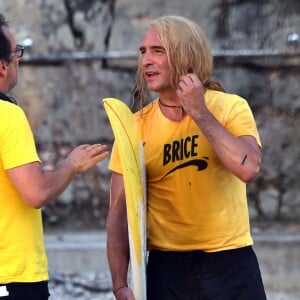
<box><xmin>2</xmin><ymin>0</ymin><xmax>299</xmax><ymax>231</ymax></box>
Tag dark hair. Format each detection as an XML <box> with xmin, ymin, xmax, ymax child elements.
<box><xmin>0</xmin><ymin>14</ymin><xmax>12</xmax><ymax>62</ymax></box>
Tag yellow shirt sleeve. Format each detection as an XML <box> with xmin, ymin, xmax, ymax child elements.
<box><xmin>108</xmin><ymin>142</ymin><xmax>123</xmax><ymax>174</ymax></box>
<box><xmin>0</xmin><ymin>103</ymin><xmax>40</xmax><ymax>170</ymax></box>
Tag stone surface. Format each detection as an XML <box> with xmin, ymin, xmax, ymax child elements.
<box><xmin>1</xmin><ymin>0</ymin><xmax>299</xmax><ymax>229</ymax></box>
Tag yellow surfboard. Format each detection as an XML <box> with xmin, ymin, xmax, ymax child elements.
<box><xmin>103</xmin><ymin>98</ymin><xmax>147</xmax><ymax>300</ymax></box>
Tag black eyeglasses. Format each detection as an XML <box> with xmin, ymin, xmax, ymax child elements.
<box><xmin>11</xmin><ymin>44</ymin><xmax>24</xmax><ymax>58</ymax></box>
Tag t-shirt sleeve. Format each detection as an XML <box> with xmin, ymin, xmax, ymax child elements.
<box><xmin>226</xmin><ymin>96</ymin><xmax>262</xmax><ymax>148</ymax></box>
<box><xmin>0</xmin><ymin>105</ymin><xmax>41</xmax><ymax>170</ymax></box>
<box><xmin>108</xmin><ymin>142</ymin><xmax>123</xmax><ymax>174</ymax></box>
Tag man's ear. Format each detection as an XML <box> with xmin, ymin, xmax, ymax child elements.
<box><xmin>0</xmin><ymin>60</ymin><xmax>8</xmax><ymax>76</ymax></box>
<box><xmin>1</xmin><ymin>60</ymin><xmax>8</xmax><ymax>69</ymax></box>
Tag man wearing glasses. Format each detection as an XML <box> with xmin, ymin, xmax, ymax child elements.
<box><xmin>0</xmin><ymin>14</ymin><xmax>109</xmax><ymax>299</ymax></box>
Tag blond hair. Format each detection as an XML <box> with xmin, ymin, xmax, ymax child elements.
<box><xmin>132</xmin><ymin>15</ymin><xmax>225</xmax><ymax>110</ymax></box>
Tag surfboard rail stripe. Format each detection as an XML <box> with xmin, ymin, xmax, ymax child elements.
<box><xmin>103</xmin><ymin>98</ymin><xmax>144</xmax><ymax>263</ymax></box>
<box><xmin>103</xmin><ymin>98</ymin><xmax>147</xmax><ymax>300</ymax></box>
<box><xmin>103</xmin><ymin>100</ymin><xmax>144</xmax><ymax>189</ymax></box>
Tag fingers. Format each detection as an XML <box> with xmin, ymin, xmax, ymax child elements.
<box><xmin>77</xmin><ymin>144</ymin><xmax>108</xmax><ymax>154</ymax></box>
<box><xmin>83</xmin><ymin>144</ymin><xmax>109</xmax><ymax>166</ymax></box>
<box><xmin>179</xmin><ymin>73</ymin><xmax>197</xmax><ymax>86</ymax></box>
<box><xmin>69</xmin><ymin>143</ymin><xmax>109</xmax><ymax>174</ymax></box>
<box><xmin>90</xmin><ymin>145</ymin><xmax>109</xmax><ymax>162</ymax></box>
<box><xmin>177</xmin><ymin>73</ymin><xmax>203</xmax><ymax>94</ymax></box>
<box><xmin>88</xmin><ymin>144</ymin><xmax>108</xmax><ymax>157</ymax></box>
<box><xmin>73</xmin><ymin>144</ymin><xmax>108</xmax><ymax>160</ymax></box>
<box><xmin>178</xmin><ymin>74</ymin><xmax>195</xmax><ymax>91</ymax></box>
<box><xmin>77</xmin><ymin>144</ymin><xmax>91</xmax><ymax>149</ymax></box>
<box><xmin>77</xmin><ymin>144</ymin><xmax>103</xmax><ymax>149</ymax></box>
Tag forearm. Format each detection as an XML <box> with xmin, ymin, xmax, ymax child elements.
<box><xmin>176</xmin><ymin>73</ymin><xmax>261</xmax><ymax>182</ymax></box>
<box><xmin>37</xmin><ymin>143</ymin><xmax>108</xmax><ymax>205</ymax></box>
<box><xmin>107</xmin><ymin>212</ymin><xmax>130</xmax><ymax>292</ymax></box>
<box><xmin>7</xmin><ymin>160</ymin><xmax>75</xmax><ymax>208</ymax></box>
<box><xmin>193</xmin><ymin>109</ymin><xmax>261</xmax><ymax>182</ymax></box>
<box><xmin>35</xmin><ymin>160</ymin><xmax>76</xmax><ymax>207</ymax></box>
<box><xmin>7</xmin><ymin>144</ymin><xmax>108</xmax><ymax>208</ymax></box>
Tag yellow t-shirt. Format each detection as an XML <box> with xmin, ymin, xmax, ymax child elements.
<box><xmin>0</xmin><ymin>101</ymin><xmax>48</xmax><ymax>283</ymax></box>
<box><xmin>109</xmin><ymin>90</ymin><xmax>261</xmax><ymax>252</ymax></box>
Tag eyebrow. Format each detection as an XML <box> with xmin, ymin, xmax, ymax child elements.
<box><xmin>139</xmin><ymin>45</ymin><xmax>165</xmax><ymax>52</ymax></box>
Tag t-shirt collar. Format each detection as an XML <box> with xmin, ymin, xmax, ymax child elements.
<box><xmin>0</xmin><ymin>92</ymin><xmax>17</xmax><ymax>104</ymax></box>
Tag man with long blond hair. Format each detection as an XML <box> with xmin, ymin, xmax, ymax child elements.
<box><xmin>107</xmin><ymin>15</ymin><xmax>266</xmax><ymax>300</ymax></box>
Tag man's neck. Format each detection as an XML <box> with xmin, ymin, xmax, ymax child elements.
<box><xmin>0</xmin><ymin>91</ymin><xmax>17</xmax><ymax>104</ymax></box>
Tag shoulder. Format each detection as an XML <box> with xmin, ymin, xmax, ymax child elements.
<box><xmin>205</xmin><ymin>89</ymin><xmax>251</xmax><ymax>114</ymax></box>
<box><xmin>134</xmin><ymin>99</ymin><xmax>158</xmax><ymax>122</ymax></box>
<box><xmin>0</xmin><ymin>102</ymin><xmax>29</xmax><ymax>135</ymax></box>
<box><xmin>205</xmin><ymin>89</ymin><xmax>247</xmax><ymax>105</ymax></box>
<box><xmin>0</xmin><ymin>101</ymin><xmax>26</xmax><ymax>117</ymax></box>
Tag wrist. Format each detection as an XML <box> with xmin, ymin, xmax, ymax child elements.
<box><xmin>61</xmin><ymin>157</ymin><xmax>77</xmax><ymax>176</ymax></box>
<box><xmin>113</xmin><ymin>284</ymin><xmax>128</xmax><ymax>296</ymax></box>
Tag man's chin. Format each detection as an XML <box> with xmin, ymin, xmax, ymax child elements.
<box><xmin>146</xmin><ymin>83</ymin><xmax>160</xmax><ymax>93</ymax></box>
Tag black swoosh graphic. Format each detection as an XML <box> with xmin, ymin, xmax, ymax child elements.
<box><xmin>162</xmin><ymin>158</ymin><xmax>208</xmax><ymax>178</ymax></box>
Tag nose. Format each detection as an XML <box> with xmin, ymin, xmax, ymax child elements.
<box><xmin>141</xmin><ymin>52</ymin><xmax>154</xmax><ymax>67</ymax></box>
